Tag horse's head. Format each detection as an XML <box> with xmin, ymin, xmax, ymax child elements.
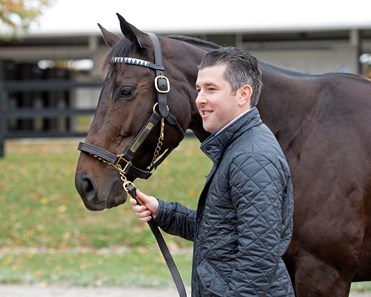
<box><xmin>75</xmin><ymin>14</ymin><xmax>197</xmax><ymax>211</ymax></box>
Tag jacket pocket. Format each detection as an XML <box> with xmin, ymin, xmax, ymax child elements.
<box><xmin>196</xmin><ymin>260</ymin><xmax>228</xmax><ymax>296</ymax></box>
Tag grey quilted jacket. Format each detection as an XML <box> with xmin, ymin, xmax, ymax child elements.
<box><xmin>154</xmin><ymin>108</ymin><xmax>294</xmax><ymax>296</ymax></box>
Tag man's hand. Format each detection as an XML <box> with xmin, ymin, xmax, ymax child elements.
<box><xmin>130</xmin><ymin>189</ymin><xmax>159</xmax><ymax>222</ymax></box>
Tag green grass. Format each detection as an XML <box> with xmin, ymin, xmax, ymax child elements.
<box><xmin>0</xmin><ymin>137</ymin><xmax>210</xmax><ymax>287</ymax></box>
<box><xmin>0</xmin><ymin>138</ymin><xmax>370</xmax><ymax>292</ymax></box>
<box><xmin>0</xmin><ymin>249</ymin><xmax>193</xmax><ymax>287</ymax></box>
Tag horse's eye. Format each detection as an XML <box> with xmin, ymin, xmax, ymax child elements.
<box><xmin>118</xmin><ymin>86</ymin><xmax>135</xmax><ymax>99</ymax></box>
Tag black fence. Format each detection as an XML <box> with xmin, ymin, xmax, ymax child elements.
<box><xmin>0</xmin><ymin>79</ymin><xmax>102</xmax><ymax>157</ymax></box>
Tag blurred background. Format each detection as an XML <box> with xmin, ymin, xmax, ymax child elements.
<box><xmin>0</xmin><ymin>0</ymin><xmax>371</xmax><ymax>295</ymax></box>
<box><xmin>0</xmin><ymin>0</ymin><xmax>370</xmax><ymax>155</ymax></box>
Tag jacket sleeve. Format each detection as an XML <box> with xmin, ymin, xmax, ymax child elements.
<box><xmin>154</xmin><ymin>200</ymin><xmax>196</xmax><ymax>241</ymax></box>
<box><xmin>226</xmin><ymin>153</ymin><xmax>287</xmax><ymax>296</ymax></box>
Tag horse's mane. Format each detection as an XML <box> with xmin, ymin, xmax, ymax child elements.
<box><xmin>165</xmin><ymin>35</ymin><xmax>221</xmax><ymax>51</ymax></box>
<box><xmin>166</xmin><ymin>35</ymin><xmax>313</xmax><ymax>76</ymax></box>
<box><xmin>167</xmin><ymin>35</ymin><xmax>312</xmax><ymax>77</ymax></box>
<box><xmin>258</xmin><ymin>59</ymin><xmax>312</xmax><ymax>76</ymax></box>
<box><xmin>101</xmin><ymin>33</ymin><xmax>322</xmax><ymax>78</ymax></box>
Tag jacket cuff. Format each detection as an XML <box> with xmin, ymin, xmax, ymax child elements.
<box><xmin>153</xmin><ymin>199</ymin><xmax>165</xmax><ymax>225</ymax></box>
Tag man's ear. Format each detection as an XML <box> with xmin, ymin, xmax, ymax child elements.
<box><xmin>238</xmin><ymin>84</ymin><xmax>253</xmax><ymax>108</ymax></box>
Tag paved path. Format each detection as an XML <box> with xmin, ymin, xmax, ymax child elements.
<box><xmin>0</xmin><ymin>285</ymin><xmax>370</xmax><ymax>297</ymax></box>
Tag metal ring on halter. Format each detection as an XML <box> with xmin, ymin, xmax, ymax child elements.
<box><xmin>152</xmin><ymin>102</ymin><xmax>170</xmax><ymax>113</ymax></box>
<box><xmin>122</xmin><ymin>180</ymin><xmax>135</xmax><ymax>193</ymax></box>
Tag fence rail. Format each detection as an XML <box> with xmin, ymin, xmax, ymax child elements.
<box><xmin>0</xmin><ymin>79</ymin><xmax>102</xmax><ymax>157</ymax></box>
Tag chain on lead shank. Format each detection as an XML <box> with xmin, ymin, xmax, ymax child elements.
<box><xmin>113</xmin><ymin>162</ymin><xmax>135</xmax><ymax>194</ymax></box>
<box><xmin>86</xmin><ymin>112</ymin><xmax>166</xmax><ymax>194</ymax></box>
<box><xmin>150</xmin><ymin>117</ymin><xmax>165</xmax><ymax>168</ymax></box>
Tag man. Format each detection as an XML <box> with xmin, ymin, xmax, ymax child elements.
<box><xmin>131</xmin><ymin>47</ymin><xmax>294</xmax><ymax>296</ymax></box>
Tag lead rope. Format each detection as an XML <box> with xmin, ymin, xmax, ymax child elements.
<box><xmin>122</xmin><ymin>179</ymin><xmax>187</xmax><ymax>297</ymax></box>
<box><xmin>111</xmin><ymin>121</ymin><xmax>187</xmax><ymax>296</ymax></box>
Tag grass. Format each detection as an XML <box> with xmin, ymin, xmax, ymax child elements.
<box><xmin>0</xmin><ymin>137</ymin><xmax>211</xmax><ymax>287</ymax></box>
<box><xmin>0</xmin><ymin>249</ymin><xmax>193</xmax><ymax>287</ymax></box>
<box><xmin>0</xmin><ymin>137</ymin><xmax>370</xmax><ymax>292</ymax></box>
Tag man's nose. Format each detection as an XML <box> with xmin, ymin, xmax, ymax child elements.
<box><xmin>195</xmin><ymin>92</ymin><xmax>206</xmax><ymax>105</ymax></box>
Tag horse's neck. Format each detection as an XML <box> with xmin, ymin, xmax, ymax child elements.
<box><xmin>257</xmin><ymin>62</ymin><xmax>316</xmax><ymax>151</ymax></box>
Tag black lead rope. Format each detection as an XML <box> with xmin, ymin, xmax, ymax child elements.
<box><xmin>126</xmin><ymin>184</ymin><xmax>188</xmax><ymax>297</ymax></box>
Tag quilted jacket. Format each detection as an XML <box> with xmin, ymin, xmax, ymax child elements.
<box><xmin>154</xmin><ymin>107</ymin><xmax>294</xmax><ymax>296</ymax></box>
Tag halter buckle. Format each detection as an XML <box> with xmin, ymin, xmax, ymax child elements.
<box><xmin>155</xmin><ymin>75</ymin><xmax>170</xmax><ymax>93</ymax></box>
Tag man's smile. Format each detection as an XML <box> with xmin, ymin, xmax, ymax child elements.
<box><xmin>200</xmin><ymin>109</ymin><xmax>213</xmax><ymax>117</ymax></box>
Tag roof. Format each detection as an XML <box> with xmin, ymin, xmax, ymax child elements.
<box><xmin>27</xmin><ymin>0</ymin><xmax>371</xmax><ymax>36</ymax></box>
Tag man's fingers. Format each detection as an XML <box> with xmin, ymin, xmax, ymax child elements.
<box><xmin>137</xmin><ymin>210</ymin><xmax>152</xmax><ymax>219</ymax></box>
<box><xmin>132</xmin><ymin>204</ymin><xmax>148</xmax><ymax>213</ymax></box>
<box><xmin>139</xmin><ymin>216</ymin><xmax>152</xmax><ymax>222</ymax></box>
<box><xmin>129</xmin><ymin>189</ymin><xmax>156</xmax><ymax>221</ymax></box>
<box><xmin>129</xmin><ymin>197</ymin><xmax>137</xmax><ymax>206</ymax></box>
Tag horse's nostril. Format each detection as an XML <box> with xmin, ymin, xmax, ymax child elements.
<box><xmin>82</xmin><ymin>177</ymin><xmax>94</xmax><ymax>196</ymax></box>
<box><xmin>75</xmin><ymin>174</ymin><xmax>97</xmax><ymax>202</ymax></box>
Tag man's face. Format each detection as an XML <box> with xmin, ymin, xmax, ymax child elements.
<box><xmin>195</xmin><ymin>64</ymin><xmax>245</xmax><ymax>133</ymax></box>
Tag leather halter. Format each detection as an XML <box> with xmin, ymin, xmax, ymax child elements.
<box><xmin>78</xmin><ymin>33</ymin><xmax>184</xmax><ymax>180</ymax></box>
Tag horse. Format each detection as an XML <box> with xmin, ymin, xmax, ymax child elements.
<box><xmin>75</xmin><ymin>13</ymin><xmax>371</xmax><ymax>296</ymax></box>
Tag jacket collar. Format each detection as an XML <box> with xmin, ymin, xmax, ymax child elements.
<box><xmin>200</xmin><ymin>107</ymin><xmax>262</xmax><ymax>164</ymax></box>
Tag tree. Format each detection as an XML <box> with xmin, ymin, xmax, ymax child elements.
<box><xmin>0</xmin><ymin>0</ymin><xmax>53</xmax><ymax>36</ymax></box>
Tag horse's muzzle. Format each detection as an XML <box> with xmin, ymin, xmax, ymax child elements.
<box><xmin>75</xmin><ymin>172</ymin><xmax>127</xmax><ymax>211</ymax></box>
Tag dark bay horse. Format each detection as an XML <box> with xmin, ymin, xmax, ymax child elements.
<box><xmin>75</xmin><ymin>13</ymin><xmax>371</xmax><ymax>296</ymax></box>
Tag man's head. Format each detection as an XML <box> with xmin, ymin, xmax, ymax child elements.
<box><xmin>195</xmin><ymin>47</ymin><xmax>262</xmax><ymax>133</ymax></box>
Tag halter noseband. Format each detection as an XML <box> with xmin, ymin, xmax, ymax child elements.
<box><xmin>78</xmin><ymin>33</ymin><xmax>184</xmax><ymax>189</ymax></box>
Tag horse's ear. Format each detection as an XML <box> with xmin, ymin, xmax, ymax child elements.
<box><xmin>98</xmin><ymin>23</ymin><xmax>120</xmax><ymax>47</ymax></box>
<box><xmin>116</xmin><ymin>13</ymin><xmax>150</xmax><ymax>49</ymax></box>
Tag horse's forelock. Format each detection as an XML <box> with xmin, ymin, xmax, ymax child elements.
<box><xmin>102</xmin><ymin>38</ymin><xmax>138</xmax><ymax>68</ymax></box>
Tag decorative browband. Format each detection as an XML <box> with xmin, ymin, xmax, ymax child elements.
<box><xmin>111</xmin><ymin>57</ymin><xmax>164</xmax><ymax>71</ymax></box>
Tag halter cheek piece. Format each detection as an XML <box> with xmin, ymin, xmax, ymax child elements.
<box><xmin>78</xmin><ymin>33</ymin><xmax>184</xmax><ymax>185</ymax></box>
<box><xmin>77</xmin><ymin>33</ymin><xmax>187</xmax><ymax>297</ymax></box>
